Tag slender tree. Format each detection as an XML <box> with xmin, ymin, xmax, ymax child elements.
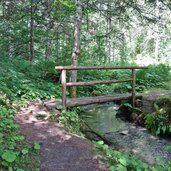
<box><xmin>106</xmin><ymin>0</ymin><xmax>112</xmax><ymax>63</ymax></box>
<box><xmin>70</xmin><ymin>0</ymin><xmax>83</xmax><ymax>98</ymax></box>
<box><xmin>30</xmin><ymin>0</ymin><xmax>34</xmax><ymax>62</ymax></box>
<box><xmin>154</xmin><ymin>0</ymin><xmax>160</xmax><ymax>62</ymax></box>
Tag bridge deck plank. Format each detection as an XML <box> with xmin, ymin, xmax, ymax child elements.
<box><xmin>44</xmin><ymin>94</ymin><xmax>142</xmax><ymax>109</ymax></box>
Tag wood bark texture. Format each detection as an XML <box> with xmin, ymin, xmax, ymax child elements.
<box><xmin>30</xmin><ymin>0</ymin><xmax>34</xmax><ymax>62</ymax></box>
<box><xmin>61</xmin><ymin>70</ymin><xmax>67</xmax><ymax>110</ymax></box>
<box><xmin>56</xmin><ymin>66</ymin><xmax>148</xmax><ymax>70</ymax></box>
<box><xmin>132</xmin><ymin>69</ymin><xmax>136</xmax><ymax>109</ymax></box>
<box><xmin>67</xmin><ymin>79</ymin><xmax>132</xmax><ymax>87</ymax></box>
<box><xmin>70</xmin><ymin>0</ymin><xmax>83</xmax><ymax>98</ymax></box>
<box><xmin>44</xmin><ymin>94</ymin><xmax>142</xmax><ymax>108</ymax></box>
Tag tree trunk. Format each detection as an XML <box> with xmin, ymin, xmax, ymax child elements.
<box><xmin>154</xmin><ymin>0</ymin><xmax>160</xmax><ymax>63</ymax></box>
<box><xmin>30</xmin><ymin>0</ymin><xmax>34</xmax><ymax>62</ymax></box>
<box><xmin>44</xmin><ymin>0</ymin><xmax>51</xmax><ymax>61</ymax></box>
<box><xmin>70</xmin><ymin>0</ymin><xmax>83</xmax><ymax>98</ymax></box>
<box><xmin>2</xmin><ymin>0</ymin><xmax>5</xmax><ymax>17</ymax></box>
<box><xmin>107</xmin><ymin>0</ymin><xmax>112</xmax><ymax>63</ymax></box>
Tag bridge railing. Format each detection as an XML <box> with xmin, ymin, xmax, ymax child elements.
<box><xmin>55</xmin><ymin>66</ymin><xmax>147</xmax><ymax>110</ymax></box>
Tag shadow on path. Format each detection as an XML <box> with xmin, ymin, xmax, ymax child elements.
<box><xmin>16</xmin><ymin>102</ymin><xmax>107</xmax><ymax>171</ymax></box>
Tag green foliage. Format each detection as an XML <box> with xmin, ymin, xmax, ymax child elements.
<box><xmin>58</xmin><ymin>107</ymin><xmax>81</xmax><ymax>133</ymax></box>
<box><xmin>145</xmin><ymin>113</ymin><xmax>157</xmax><ymax>133</ymax></box>
<box><xmin>76</xmin><ymin>64</ymin><xmax>171</xmax><ymax>97</ymax></box>
<box><xmin>52</xmin><ymin>0</ymin><xmax>75</xmax><ymax>28</ymax></box>
<box><xmin>54</xmin><ymin>0</ymin><xmax>75</xmax><ymax>9</ymax></box>
<box><xmin>0</xmin><ymin>59</ymin><xmax>61</xmax><ymax>106</ymax></box>
<box><xmin>0</xmin><ymin>58</ymin><xmax>61</xmax><ymax>170</ymax></box>
<box><xmin>95</xmin><ymin>140</ymin><xmax>166</xmax><ymax>171</ymax></box>
<box><xmin>145</xmin><ymin>95</ymin><xmax>171</xmax><ymax>135</ymax></box>
<box><xmin>137</xmin><ymin>64</ymin><xmax>171</xmax><ymax>90</ymax></box>
<box><xmin>0</xmin><ymin>106</ymin><xmax>40</xmax><ymax>170</ymax></box>
<box><xmin>2</xmin><ymin>151</ymin><xmax>17</xmax><ymax>163</ymax></box>
<box><xmin>164</xmin><ymin>144</ymin><xmax>171</xmax><ymax>153</ymax></box>
<box><xmin>34</xmin><ymin>143</ymin><xmax>41</xmax><ymax>151</ymax></box>
<box><xmin>76</xmin><ymin>68</ymin><xmax>133</xmax><ymax>97</ymax></box>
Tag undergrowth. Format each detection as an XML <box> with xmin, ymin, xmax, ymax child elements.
<box><xmin>57</xmin><ymin>106</ymin><xmax>81</xmax><ymax>134</ymax></box>
<box><xmin>0</xmin><ymin>58</ymin><xmax>60</xmax><ymax>170</ymax></box>
<box><xmin>0</xmin><ymin>58</ymin><xmax>170</xmax><ymax>170</ymax></box>
<box><xmin>145</xmin><ymin>95</ymin><xmax>171</xmax><ymax>135</ymax></box>
<box><xmin>95</xmin><ymin>140</ymin><xmax>170</xmax><ymax>171</ymax></box>
<box><xmin>76</xmin><ymin>64</ymin><xmax>171</xmax><ymax>97</ymax></box>
<box><xmin>0</xmin><ymin>58</ymin><xmax>61</xmax><ymax>106</ymax></box>
<box><xmin>0</xmin><ymin>105</ymin><xmax>40</xmax><ymax>170</ymax></box>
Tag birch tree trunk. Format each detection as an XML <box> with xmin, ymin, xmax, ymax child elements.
<box><xmin>70</xmin><ymin>0</ymin><xmax>83</xmax><ymax>98</ymax></box>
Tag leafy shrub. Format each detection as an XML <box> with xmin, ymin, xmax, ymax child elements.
<box><xmin>95</xmin><ymin>140</ymin><xmax>165</xmax><ymax>171</ymax></box>
<box><xmin>77</xmin><ymin>68</ymin><xmax>133</xmax><ymax>96</ymax></box>
<box><xmin>137</xmin><ymin>64</ymin><xmax>171</xmax><ymax>90</ymax></box>
<box><xmin>145</xmin><ymin>95</ymin><xmax>171</xmax><ymax>135</ymax></box>
<box><xmin>0</xmin><ymin>58</ymin><xmax>60</xmax><ymax>170</ymax></box>
<box><xmin>76</xmin><ymin>64</ymin><xmax>171</xmax><ymax>96</ymax></box>
<box><xmin>0</xmin><ymin>58</ymin><xmax>61</xmax><ymax>105</ymax></box>
<box><xmin>0</xmin><ymin>106</ymin><xmax>40</xmax><ymax>170</ymax></box>
<box><xmin>58</xmin><ymin>107</ymin><xmax>81</xmax><ymax>133</ymax></box>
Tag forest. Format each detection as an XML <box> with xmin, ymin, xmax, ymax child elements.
<box><xmin>0</xmin><ymin>0</ymin><xmax>171</xmax><ymax>170</ymax></box>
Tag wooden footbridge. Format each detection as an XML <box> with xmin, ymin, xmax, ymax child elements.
<box><xmin>45</xmin><ymin>66</ymin><xmax>147</xmax><ymax>110</ymax></box>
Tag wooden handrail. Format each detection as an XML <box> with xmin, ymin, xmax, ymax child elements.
<box><xmin>55</xmin><ymin>66</ymin><xmax>147</xmax><ymax>70</ymax></box>
<box><xmin>56</xmin><ymin>66</ymin><xmax>147</xmax><ymax>110</ymax></box>
<box><xmin>66</xmin><ymin>79</ymin><xmax>133</xmax><ymax>87</ymax></box>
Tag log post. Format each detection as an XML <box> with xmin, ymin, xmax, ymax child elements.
<box><xmin>61</xmin><ymin>70</ymin><xmax>67</xmax><ymax>110</ymax></box>
<box><xmin>132</xmin><ymin>69</ymin><xmax>136</xmax><ymax>110</ymax></box>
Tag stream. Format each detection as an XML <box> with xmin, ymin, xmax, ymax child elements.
<box><xmin>80</xmin><ymin>103</ymin><xmax>171</xmax><ymax>167</ymax></box>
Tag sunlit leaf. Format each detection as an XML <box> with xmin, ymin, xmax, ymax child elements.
<box><xmin>22</xmin><ymin>148</ymin><xmax>29</xmax><ymax>155</ymax></box>
<box><xmin>118</xmin><ymin>158</ymin><xmax>128</xmax><ymax>166</ymax></box>
<box><xmin>0</xmin><ymin>133</ymin><xmax>4</xmax><ymax>138</ymax></box>
<box><xmin>17</xmin><ymin>169</ymin><xmax>24</xmax><ymax>171</ymax></box>
<box><xmin>152</xmin><ymin>166</ymin><xmax>164</xmax><ymax>171</ymax></box>
<box><xmin>34</xmin><ymin>143</ymin><xmax>40</xmax><ymax>150</ymax></box>
<box><xmin>109</xmin><ymin>166</ymin><xmax>116</xmax><ymax>171</ymax></box>
<box><xmin>2</xmin><ymin>151</ymin><xmax>17</xmax><ymax>163</ymax></box>
<box><xmin>116</xmin><ymin>164</ymin><xmax>127</xmax><ymax>171</ymax></box>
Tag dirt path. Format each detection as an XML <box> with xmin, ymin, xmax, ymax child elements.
<box><xmin>16</xmin><ymin>102</ymin><xmax>108</xmax><ymax>171</ymax></box>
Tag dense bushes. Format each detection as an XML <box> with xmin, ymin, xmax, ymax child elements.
<box><xmin>0</xmin><ymin>58</ymin><xmax>170</xmax><ymax>170</ymax></box>
<box><xmin>0</xmin><ymin>58</ymin><xmax>60</xmax><ymax>170</ymax></box>
<box><xmin>136</xmin><ymin>64</ymin><xmax>171</xmax><ymax>90</ymax></box>
<box><xmin>0</xmin><ymin>59</ymin><xmax>61</xmax><ymax>105</ymax></box>
<box><xmin>76</xmin><ymin>64</ymin><xmax>171</xmax><ymax>97</ymax></box>
<box><xmin>95</xmin><ymin>140</ymin><xmax>167</xmax><ymax>171</ymax></box>
<box><xmin>145</xmin><ymin>95</ymin><xmax>171</xmax><ymax>135</ymax></box>
<box><xmin>0</xmin><ymin>106</ymin><xmax>40</xmax><ymax>170</ymax></box>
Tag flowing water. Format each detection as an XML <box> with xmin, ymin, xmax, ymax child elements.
<box><xmin>81</xmin><ymin>103</ymin><xmax>171</xmax><ymax>167</ymax></box>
